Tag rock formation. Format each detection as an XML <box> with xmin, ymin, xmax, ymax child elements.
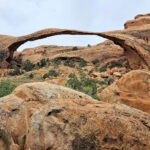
<box><xmin>100</xmin><ymin>70</ymin><xmax>150</xmax><ymax>114</ymax></box>
<box><xmin>0</xmin><ymin>82</ymin><xmax>150</xmax><ymax>150</ymax></box>
<box><xmin>125</xmin><ymin>13</ymin><xmax>150</xmax><ymax>29</ymax></box>
<box><xmin>17</xmin><ymin>40</ymin><xmax>125</xmax><ymax>64</ymax></box>
<box><xmin>0</xmin><ymin>13</ymin><xmax>149</xmax><ymax>69</ymax></box>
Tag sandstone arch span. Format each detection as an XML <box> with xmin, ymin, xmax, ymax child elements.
<box><xmin>0</xmin><ymin>25</ymin><xmax>149</xmax><ymax>69</ymax></box>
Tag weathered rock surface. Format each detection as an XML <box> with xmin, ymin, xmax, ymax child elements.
<box><xmin>125</xmin><ymin>13</ymin><xmax>150</xmax><ymax>29</ymax></box>
<box><xmin>0</xmin><ymin>82</ymin><xmax>150</xmax><ymax>149</ymax></box>
<box><xmin>0</xmin><ymin>13</ymin><xmax>149</xmax><ymax>69</ymax></box>
<box><xmin>100</xmin><ymin>70</ymin><xmax>150</xmax><ymax>114</ymax></box>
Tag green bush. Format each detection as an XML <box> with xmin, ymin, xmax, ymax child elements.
<box><xmin>108</xmin><ymin>61</ymin><xmax>122</xmax><ymax>69</ymax></box>
<box><xmin>43</xmin><ymin>73</ymin><xmax>50</xmax><ymax>79</ymax></box>
<box><xmin>66</xmin><ymin>72</ymin><xmax>100</xmax><ymax>100</ymax></box>
<box><xmin>23</xmin><ymin>60</ymin><xmax>35</xmax><ymax>72</ymax></box>
<box><xmin>8</xmin><ymin>68</ymin><xmax>23</xmax><ymax>76</ymax></box>
<box><xmin>66</xmin><ymin>73</ymin><xmax>81</xmax><ymax>90</ymax></box>
<box><xmin>64</xmin><ymin>59</ymin><xmax>75</xmax><ymax>68</ymax></box>
<box><xmin>39</xmin><ymin>58</ymin><xmax>47</xmax><ymax>67</ymax></box>
<box><xmin>72</xmin><ymin>47</ymin><xmax>78</xmax><ymax>51</ymax></box>
<box><xmin>51</xmin><ymin>58</ymin><xmax>61</xmax><ymax>66</ymax></box>
<box><xmin>99</xmin><ymin>65</ymin><xmax>107</xmax><ymax>72</ymax></box>
<box><xmin>28</xmin><ymin>73</ymin><xmax>34</xmax><ymax>79</ymax></box>
<box><xmin>48</xmin><ymin>69</ymin><xmax>59</xmax><ymax>77</ymax></box>
<box><xmin>43</xmin><ymin>69</ymin><xmax>59</xmax><ymax>79</ymax></box>
<box><xmin>79</xmin><ymin>60</ymin><xmax>87</xmax><ymax>68</ymax></box>
<box><xmin>92</xmin><ymin>59</ymin><xmax>99</xmax><ymax>67</ymax></box>
<box><xmin>0</xmin><ymin>80</ymin><xmax>16</xmax><ymax>97</ymax></box>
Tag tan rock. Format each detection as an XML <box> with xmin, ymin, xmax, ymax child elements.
<box><xmin>0</xmin><ymin>82</ymin><xmax>150</xmax><ymax>149</ymax></box>
<box><xmin>113</xmin><ymin>72</ymin><xmax>122</xmax><ymax>77</ymax></box>
<box><xmin>125</xmin><ymin>13</ymin><xmax>150</xmax><ymax>29</ymax></box>
<box><xmin>100</xmin><ymin>70</ymin><xmax>150</xmax><ymax>113</ymax></box>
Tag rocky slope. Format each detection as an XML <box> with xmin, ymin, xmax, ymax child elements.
<box><xmin>17</xmin><ymin>40</ymin><xmax>124</xmax><ymax>64</ymax></box>
<box><xmin>0</xmin><ymin>13</ymin><xmax>149</xmax><ymax>69</ymax></box>
<box><xmin>0</xmin><ymin>82</ymin><xmax>150</xmax><ymax>150</ymax></box>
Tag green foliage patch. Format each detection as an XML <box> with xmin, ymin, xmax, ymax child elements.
<box><xmin>66</xmin><ymin>72</ymin><xmax>100</xmax><ymax>100</ymax></box>
<box><xmin>0</xmin><ymin>80</ymin><xmax>16</xmax><ymax>98</ymax></box>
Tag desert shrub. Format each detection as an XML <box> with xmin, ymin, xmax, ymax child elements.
<box><xmin>64</xmin><ymin>59</ymin><xmax>75</xmax><ymax>68</ymax></box>
<box><xmin>79</xmin><ymin>60</ymin><xmax>87</xmax><ymax>68</ymax></box>
<box><xmin>80</xmin><ymin>73</ymin><xmax>97</xmax><ymax>96</ymax></box>
<box><xmin>88</xmin><ymin>69</ymin><xmax>94</xmax><ymax>75</ymax></box>
<box><xmin>92</xmin><ymin>59</ymin><xmax>99</xmax><ymax>67</ymax></box>
<box><xmin>87</xmin><ymin>44</ymin><xmax>91</xmax><ymax>47</ymax></box>
<box><xmin>51</xmin><ymin>58</ymin><xmax>61</xmax><ymax>66</ymax></box>
<box><xmin>0</xmin><ymin>80</ymin><xmax>16</xmax><ymax>97</ymax></box>
<box><xmin>72</xmin><ymin>47</ymin><xmax>78</xmax><ymax>51</ymax></box>
<box><xmin>48</xmin><ymin>69</ymin><xmax>59</xmax><ymax>77</ymax></box>
<box><xmin>108</xmin><ymin>61</ymin><xmax>122</xmax><ymax>69</ymax></box>
<box><xmin>99</xmin><ymin>65</ymin><xmax>107</xmax><ymax>72</ymax></box>
<box><xmin>28</xmin><ymin>73</ymin><xmax>34</xmax><ymax>79</ymax></box>
<box><xmin>8</xmin><ymin>68</ymin><xmax>23</xmax><ymax>76</ymax></box>
<box><xmin>66</xmin><ymin>72</ymin><xmax>100</xmax><ymax>100</ymax></box>
<box><xmin>66</xmin><ymin>73</ymin><xmax>81</xmax><ymax>90</ymax></box>
<box><xmin>43</xmin><ymin>69</ymin><xmax>58</xmax><ymax>79</ymax></box>
<box><xmin>23</xmin><ymin>60</ymin><xmax>35</xmax><ymax>71</ymax></box>
<box><xmin>43</xmin><ymin>73</ymin><xmax>50</xmax><ymax>79</ymax></box>
<box><xmin>39</xmin><ymin>58</ymin><xmax>47</xmax><ymax>67</ymax></box>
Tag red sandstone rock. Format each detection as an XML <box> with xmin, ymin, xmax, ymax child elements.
<box><xmin>0</xmin><ymin>82</ymin><xmax>149</xmax><ymax>149</ymax></box>
<box><xmin>125</xmin><ymin>13</ymin><xmax>150</xmax><ymax>29</ymax></box>
<box><xmin>100</xmin><ymin>70</ymin><xmax>150</xmax><ymax>114</ymax></box>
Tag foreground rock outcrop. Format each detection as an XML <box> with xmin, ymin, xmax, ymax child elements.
<box><xmin>0</xmin><ymin>82</ymin><xmax>150</xmax><ymax>149</ymax></box>
<box><xmin>100</xmin><ymin>70</ymin><xmax>150</xmax><ymax>114</ymax></box>
<box><xmin>0</xmin><ymin>13</ymin><xmax>149</xmax><ymax>69</ymax></box>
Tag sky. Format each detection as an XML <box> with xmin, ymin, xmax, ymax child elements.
<box><xmin>0</xmin><ymin>0</ymin><xmax>150</xmax><ymax>51</ymax></box>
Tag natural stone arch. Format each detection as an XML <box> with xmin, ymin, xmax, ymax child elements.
<box><xmin>0</xmin><ymin>27</ymin><xmax>150</xmax><ymax>69</ymax></box>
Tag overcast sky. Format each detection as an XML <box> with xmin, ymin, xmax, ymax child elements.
<box><xmin>0</xmin><ymin>0</ymin><xmax>150</xmax><ymax>51</ymax></box>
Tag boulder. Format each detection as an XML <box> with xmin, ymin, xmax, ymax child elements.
<box><xmin>100</xmin><ymin>70</ymin><xmax>150</xmax><ymax>114</ymax></box>
<box><xmin>0</xmin><ymin>82</ymin><xmax>150</xmax><ymax>149</ymax></box>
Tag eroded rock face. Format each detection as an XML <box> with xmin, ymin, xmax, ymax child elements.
<box><xmin>100</xmin><ymin>70</ymin><xmax>150</xmax><ymax>114</ymax></box>
<box><xmin>125</xmin><ymin>13</ymin><xmax>150</xmax><ymax>29</ymax></box>
<box><xmin>0</xmin><ymin>82</ymin><xmax>150</xmax><ymax>149</ymax></box>
<box><xmin>0</xmin><ymin>13</ymin><xmax>149</xmax><ymax>69</ymax></box>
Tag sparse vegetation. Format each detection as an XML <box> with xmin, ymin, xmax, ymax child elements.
<box><xmin>79</xmin><ymin>60</ymin><xmax>87</xmax><ymax>68</ymax></box>
<box><xmin>43</xmin><ymin>69</ymin><xmax>59</xmax><ymax>79</ymax></box>
<box><xmin>99</xmin><ymin>65</ymin><xmax>107</xmax><ymax>72</ymax></box>
<box><xmin>48</xmin><ymin>69</ymin><xmax>59</xmax><ymax>77</ymax></box>
<box><xmin>8</xmin><ymin>67</ymin><xmax>23</xmax><ymax>76</ymax></box>
<box><xmin>72</xmin><ymin>46</ymin><xmax>78</xmax><ymax>51</ymax></box>
<box><xmin>66</xmin><ymin>72</ymin><xmax>100</xmax><ymax>100</ymax></box>
<box><xmin>51</xmin><ymin>58</ymin><xmax>61</xmax><ymax>66</ymax></box>
<box><xmin>0</xmin><ymin>80</ymin><xmax>16</xmax><ymax>97</ymax></box>
<box><xmin>23</xmin><ymin>60</ymin><xmax>35</xmax><ymax>71</ymax></box>
<box><xmin>28</xmin><ymin>73</ymin><xmax>34</xmax><ymax>79</ymax></box>
<box><xmin>39</xmin><ymin>58</ymin><xmax>47</xmax><ymax>67</ymax></box>
<box><xmin>92</xmin><ymin>59</ymin><xmax>99</xmax><ymax>67</ymax></box>
<box><xmin>64</xmin><ymin>59</ymin><xmax>75</xmax><ymax>68</ymax></box>
<box><xmin>108</xmin><ymin>61</ymin><xmax>122</xmax><ymax>69</ymax></box>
